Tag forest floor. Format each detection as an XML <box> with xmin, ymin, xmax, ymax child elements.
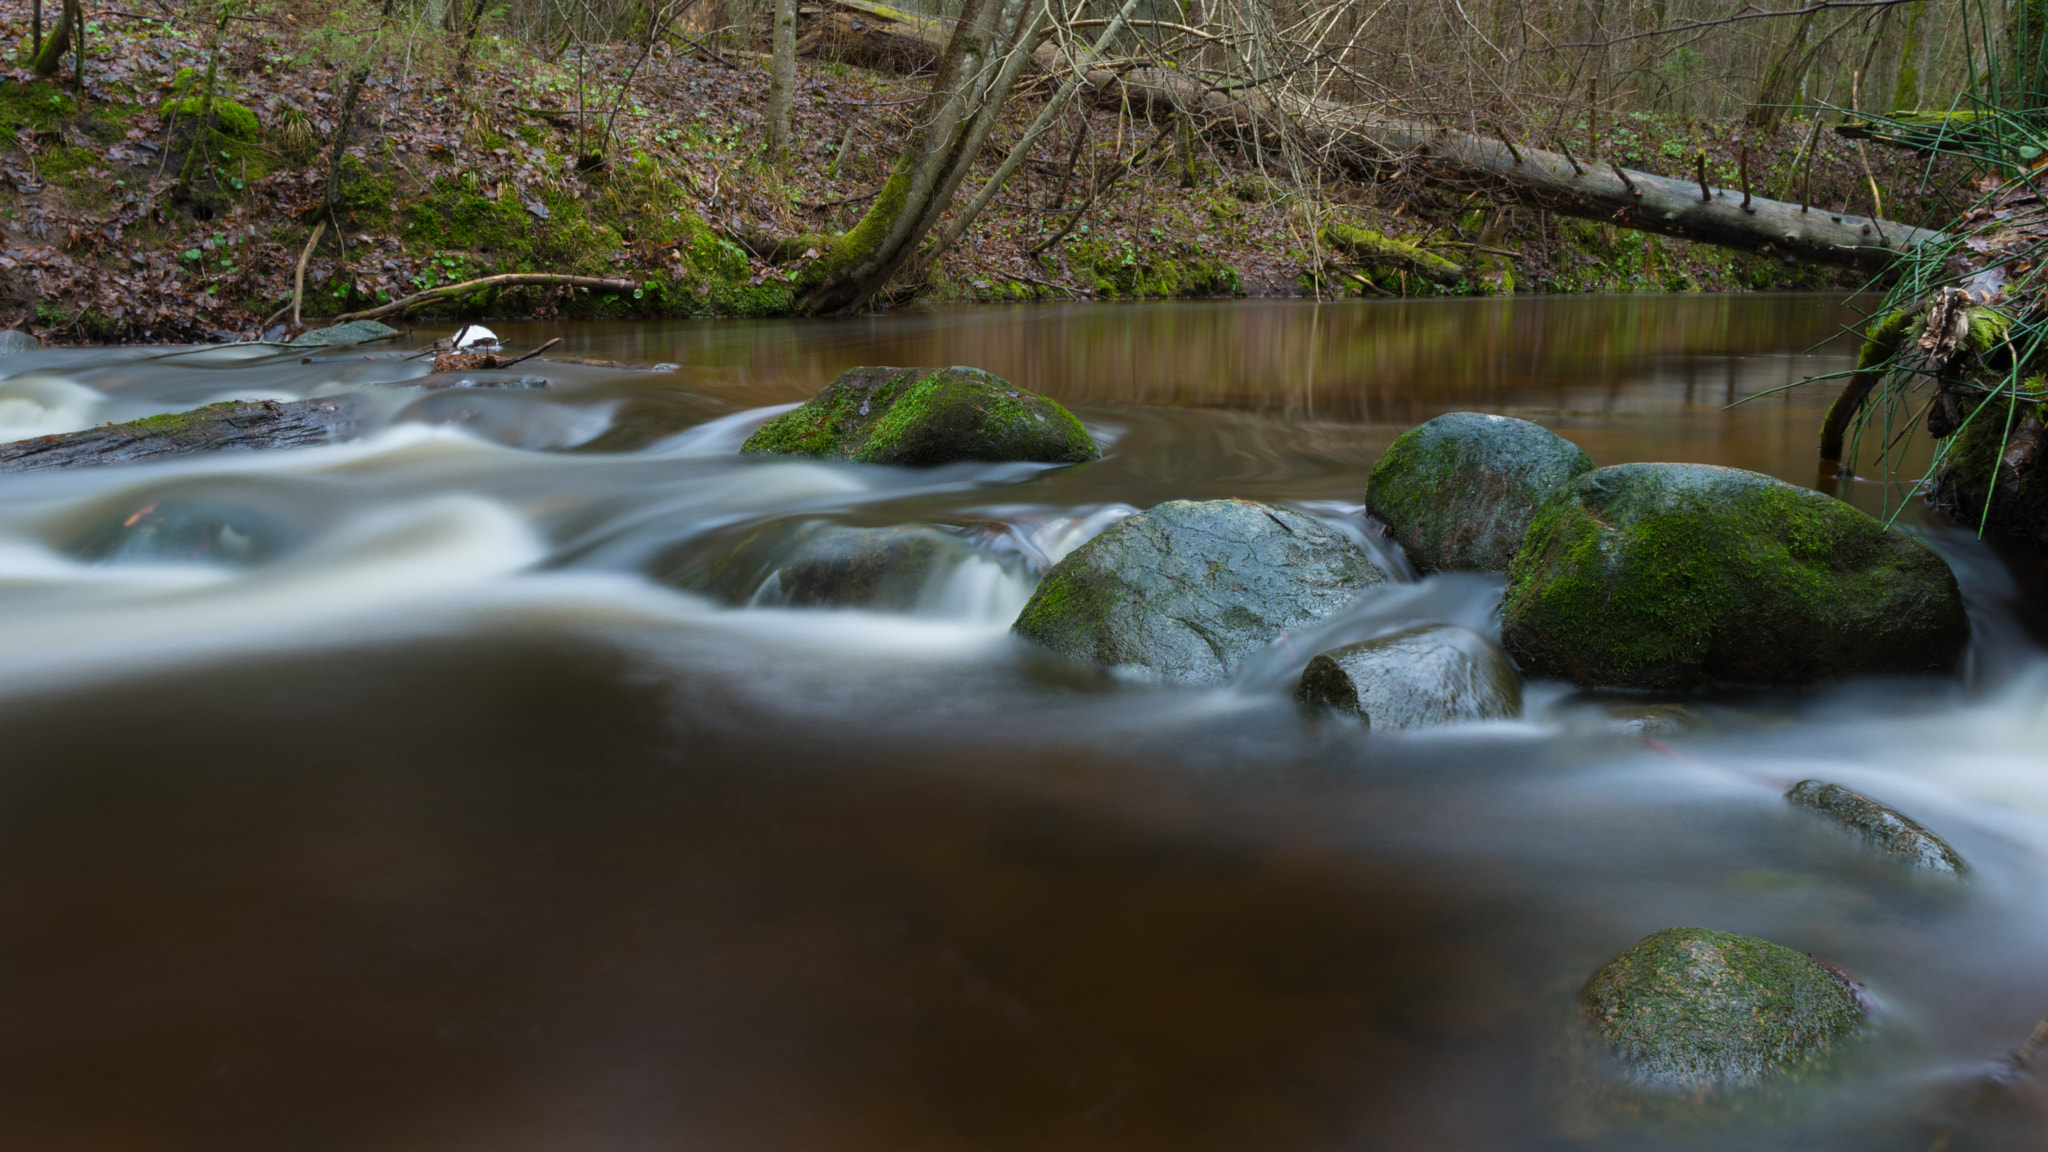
<box><xmin>0</xmin><ymin>0</ymin><xmax>1976</xmax><ymax>343</ymax></box>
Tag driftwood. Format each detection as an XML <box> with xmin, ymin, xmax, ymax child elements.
<box><xmin>326</xmin><ymin>275</ymin><xmax>639</xmax><ymax>324</ymax></box>
<box><xmin>801</xmin><ymin>0</ymin><xmax>1942</xmax><ymax>270</ymax></box>
<box><xmin>0</xmin><ymin>397</ymin><xmax>368</xmax><ymax>475</ymax></box>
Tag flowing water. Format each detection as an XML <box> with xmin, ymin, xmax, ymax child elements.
<box><xmin>0</xmin><ymin>295</ymin><xmax>2043</xmax><ymax>1151</ymax></box>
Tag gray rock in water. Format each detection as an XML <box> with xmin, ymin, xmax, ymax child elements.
<box><xmin>1786</xmin><ymin>780</ymin><xmax>1967</xmax><ymax>877</ymax></box>
<box><xmin>1012</xmin><ymin>499</ymin><xmax>1385</xmax><ymax>684</ymax></box>
<box><xmin>1605</xmin><ymin>701</ymin><xmax>1706</xmax><ymax>738</ymax></box>
<box><xmin>681</xmin><ymin>519</ymin><xmax>975</xmax><ymax>610</ymax></box>
<box><xmin>1502</xmin><ymin>462</ymin><xmax>1969</xmax><ymax>689</ymax></box>
<box><xmin>1580</xmin><ymin>927</ymin><xmax>1866</xmax><ymax>1094</ymax></box>
<box><xmin>0</xmin><ymin>329</ymin><xmax>41</xmax><ymax>355</ymax></box>
<box><xmin>1365</xmin><ymin>412</ymin><xmax>1593</xmax><ymax>573</ymax></box>
<box><xmin>741</xmin><ymin>365</ymin><xmax>1098</xmax><ymax>466</ymax></box>
<box><xmin>291</xmin><ymin>320</ymin><xmax>402</xmax><ymax>348</ymax></box>
<box><xmin>1296</xmin><ymin>624</ymin><xmax>1521</xmax><ymax>728</ymax></box>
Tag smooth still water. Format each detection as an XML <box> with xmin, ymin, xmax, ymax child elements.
<box><xmin>0</xmin><ymin>295</ymin><xmax>2041</xmax><ymax>1152</ymax></box>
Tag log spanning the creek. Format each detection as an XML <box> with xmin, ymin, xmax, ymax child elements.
<box><xmin>802</xmin><ymin>0</ymin><xmax>1944</xmax><ymax>270</ymax></box>
<box><xmin>0</xmin><ymin>397</ymin><xmax>368</xmax><ymax>475</ymax></box>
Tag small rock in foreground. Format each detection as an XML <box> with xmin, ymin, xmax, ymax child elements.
<box><xmin>741</xmin><ymin>365</ymin><xmax>1098</xmax><ymax>467</ymax></box>
<box><xmin>1503</xmin><ymin>463</ymin><xmax>1968</xmax><ymax>689</ymax></box>
<box><xmin>1365</xmin><ymin>412</ymin><xmax>1593</xmax><ymax>572</ymax></box>
<box><xmin>0</xmin><ymin>330</ymin><xmax>40</xmax><ymax>355</ymax></box>
<box><xmin>1296</xmin><ymin>624</ymin><xmax>1521</xmax><ymax>727</ymax></box>
<box><xmin>1012</xmin><ymin>498</ymin><xmax>1384</xmax><ymax>684</ymax></box>
<box><xmin>291</xmin><ymin>320</ymin><xmax>402</xmax><ymax>348</ymax></box>
<box><xmin>1580</xmin><ymin>926</ymin><xmax>1865</xmax><ymax>1094</ymax></box>
<box><xmin>1786</xmin><ymin>780</ymin><xmax>1967</xmax><ymax>877</ymax></box>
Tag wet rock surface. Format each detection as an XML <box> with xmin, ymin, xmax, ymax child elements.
<box><xmin>290</xmin><ymin>320</ymin><xmax>402</xmax><ymax>348</ymax></box>
<box><xmin>1012</xmin><ymin>499</ymin><xmax>1385</xmax><ymax>684</ymax></box>
<box><xmin>1580</xmin><ymin>927</ymin><xmax>1866</xmax><ymax>1094</ymax></box>
<box><xmin>1296</xmin><ymin>624</ymin><xmax>1522</xmax><ymax>727</ymax></box>
<box><xmin>1364</xmin><ymin>412</ymin><xmax>1593</xmax><ymax>573</ymax></box>
<box><xmin>1502</xmin><ymin>463</ymin><xmax>1969</xmax><ymax>689</ymax></box>
<box><xmin>0</xmin><ymin>330</ymin><xmax>41</xmax><ymax>355</ymax></box>
<box><xmin>740</xmin><ymin>366</ymin><xmax>1099</xmax><ymax>467</ymax></box>
<box><xmin>680</xmin><ymin>519</ymin><xmax>978</xmax><ymax>610</ymax></box>
<box><xmin>1786</xmin><ymin>780</ymin><xmax>1967</xmax><ymax>876</ymax></box>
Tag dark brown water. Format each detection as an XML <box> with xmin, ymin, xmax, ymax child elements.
<box><xmin>0</xmin><ymin>295</ymin><xmax>2042</xmax><ymax>1152</ymax></box>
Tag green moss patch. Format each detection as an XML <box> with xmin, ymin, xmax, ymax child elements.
<box><xmin>1501</xmin><ymin>462</ymin><xmax>1968</xmax><ymax>688</ymax></box>
<box><xmin>741</xmin><ymin>365</ymin><xmax>1099</xmax><ymax>466</ymax></box>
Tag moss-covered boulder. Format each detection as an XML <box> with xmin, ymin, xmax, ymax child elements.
<box><xmin>291</xmin><ymin>320</ymin><xmax>401</xmax><ymax>348</ymax></box>
<box><xmin>161</xmin><ymin>96</ymin><xmax>261</xmax><ymax>140</ymax></box>
<box><xmin>740</xmin><ymin>366</ymin><xmax>1098</xmax><ymax>467</ymax></box>
<box><xmin>1012</xmin><ymin>499</ymin><xmax>1385</xmax><ymax>684</ymax></box>
<box><xmin>1365</xmin><ymin>412</ymin><xmax>1594</xmax><ymax>573</ymax></box>
<box><xmin>1580</xmin><ymin>927</ymin><xmax>1866</xmax><ymax>1093</ymax></box>
<box><xmin>676</xmin><ymin>519</ymin><xmax>973</xmax><ymax>610</ymax></box>
<box><xmin>1296</xmin><ymin>624</ymin><xmax>1522</xmax><ymax>727</ymax></box>
<box><xmin>1786</xmin><ymin>780</ymin><xmax>1967</xmax><ymax>877</ymax></box>
<box><xmin>1502</xmin><ymin>463</ymin><xmax>1969</xmax><ymax>689</ymax></box>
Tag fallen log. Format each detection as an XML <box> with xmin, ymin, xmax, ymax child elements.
<box><xmin>0</xmin><ymin>397</ymin><xmax>368</xmax><ymax>475</ymax></box>
<box><xmin>803</xmin><ymin>0</ymin><xmax>1942</xmax><ymax>270</ymax></box>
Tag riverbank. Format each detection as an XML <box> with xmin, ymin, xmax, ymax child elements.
<box><xmin>0</xmin><ymin>1</ymin><xmax>1966</xmax><ymax>342</ymax></box>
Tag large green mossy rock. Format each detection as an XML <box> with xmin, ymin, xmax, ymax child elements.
<box><xmin>1365</xmin><ymin>412</ymin><xmax>1593</xmax><ymax>573</ymax></box>
<box><xmin>1786</xmin><ymin>780</ymin><xmax>1967</xmax><ymax>877</ymax></box>
<box><xmin>677</xmin><ymin>519</ymin><xmax>972</xmax><ymax>610</ymax></box>
<box><xmin>1296</xmin><ymin>624</ymin><xmax>1522</xmax><ymax>727</ymax></box>
<box><xmin>1501</xmin><ymin>463</ymin><xmax>1969</xmax><ymax>689</ymax></box>
<box><xmin>740</xmin><ymin>366</ymin><xmax>1098</xmax><ymax>467</ymax></box>
<box><xmin>1012</xmin><ymin>499</ymin><xmax>1385</xmax><ymax>684</ymax></box>
<box><xmin>1580</xmin><ymin>927</ymin><xmax>1866</xmax><ymax>1094</ymax></box>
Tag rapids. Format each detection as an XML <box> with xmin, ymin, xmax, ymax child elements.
<box><xmin>0</xmin><ymin>295</ymin><xmax>2041</xmax><ymax>1151</ymax></box>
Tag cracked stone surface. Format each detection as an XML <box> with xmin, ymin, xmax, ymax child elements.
<box><xmin>1011</xmin><ymin>498</ymin><xmax>1386</xmax><ymax>683</ymax></box>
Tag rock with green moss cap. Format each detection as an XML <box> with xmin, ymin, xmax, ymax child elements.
<box><xmin>1502</xmin><ymin>463</ymin><xmax>1968</xmax><ymax>689</ymax></box>
<box><xmin>1366</xmin><ymin>412</ymin><xmax>1594</xmax><ymax>573</ymax></box>
<box><xmin>1580</xmin><ymin>927</ymin><xmax>1866</xmax><ymax>1093</ymax></box>
<box><xmin>161</xmin><ymin>96</ymin><xmax>261</xmax><ymax>140</ymax></box>
<box><xmin>1786</xmin><ymin>780</ymin><xmax>1967</xmax><ymax>876</ymax></box>
<box><xmin>677</xmin><ymin>519</ymin><xmax>974</xmax><ymax>610</ymax></box>
<box><xmin>741</xmin><ymin>366</ymin><xmax>1098</xmax><ymax>467</ymax></box>
<box><xmin>291</xmin><ymin>320</ymin><xmax>402</xmax><ymax>348</ymax></box>
<box><xmin>1013</xmin><ymin>499</ymin><xmax>1385</xmax><ymax>683</ymax></box>
<box><xmin>1296</xmin><ymin>624</ymin><xmax>1522</xmax><ymax>727</ymax></box>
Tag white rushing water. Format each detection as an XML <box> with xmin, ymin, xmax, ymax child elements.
<box><xmin>2</xmin><ymin>301</ymin><xmax>2046</xmax><ymax>1151</ymax></box>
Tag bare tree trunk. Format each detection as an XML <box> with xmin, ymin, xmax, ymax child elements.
<box><xmin>1748</xmin><ymin>10</ymin><xmax>1817</xmax><ymax>131</ymax></box>
<box><xmin>801</xmin><ymin>0</ymin><xmax>1045</xmax><ymax>313</ymax></box>
<box><xmin>767</xmin><ymin>0</ymin><xmax>796</xmax><ymax>161</ymax></box>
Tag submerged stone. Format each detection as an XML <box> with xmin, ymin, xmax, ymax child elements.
<box><xmin>1364</xmin><ymin>412</ymin><xmax>1593</xmax><ymax>573</ymax></box>
<box><xmin>291</xmin><ymin>320</ymin><xmax>402</xmax><ymax>348</ymax></box>
<box><xmin>1602</xmin><ymin>701</ymin><xmax>1706</xmax><ymax>738</ymax></box>
<box><xmin>740</xmin><ymin>366</ymin><xmax>1098</xmax><ymax>467</ymax></box>
<box><xmin>681</xmin><ymin>519</ymin><xmax>974</xmax><ymax>610</ymax></box>
<box><xmin>1785</xmin><ymin>780</ymin><xmax>1967</xmax><ymax>877</ymax></box>
<box><xmin>1296</xmin><ymin>624</ymin><xmax>1521</xmax><ymax>728</ymax></box>
<box><xmin>1502</xmin><ymin>463</ymin><xmax>1968</xmax><ymax>689</ymax></box>
<box><xmin>1011</xmin><ymin>498</ymin><xmax>1384</xmax><ymax>684</ymax></box>
<box><xmin>70</xmin><ymin>495</ymin><xmax>293</xmax><ymax>566</ymax></box>
<box><xmin>1580</xmin><ymin>927</ymin><xmax>1865</xmax><ymax>1094</ymax></box>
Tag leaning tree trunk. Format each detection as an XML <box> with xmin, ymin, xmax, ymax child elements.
<box><xmin>800</xmin><ymin>0</ymin><xmax>1045</xmax><ymax>313</ymax></box>
<box><xmin>799</xmin><ymin>0</ymin><xmax>1940</xmax><ymax>273</ymax></box>
<box><xmin>28</xmin><ymin>0</ymin><xmax>73</xmax><ymax>77</ymax></box>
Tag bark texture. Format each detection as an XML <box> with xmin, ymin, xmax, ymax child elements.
<box><xmin>0</xmin><ymin>398</ymin><xmax>369</xmax><ymax>475</ymax></box>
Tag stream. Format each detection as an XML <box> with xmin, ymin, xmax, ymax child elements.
<box><xmin>0</xmin><ymin>294</ymin><xmax>2042</xmax><ymax>1150</ymax></box>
